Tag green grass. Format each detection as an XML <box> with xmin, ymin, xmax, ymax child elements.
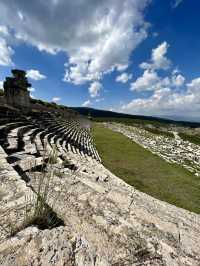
<box><xmin>179</xmin><ymin>132</ymin><xmax>200</xmax><ymax>146</ymax></box>
<box><xmin>92</xmin><ymin>124</ymin><xmax>200</xmax><ymax>214</ymax></box>
<box><xmin>93</xmin><ymin>117</ymin><xmax>174</xmax><ymax>137</ymax></box>
<box><xmin>143</xmin><ymin>126</ymin><xmax>174</xmax><ymax>138</ymax></box>
<box><xmin>93</xmin><ymin>116</ymin><xmax>167</xmax><ymax>128</ymax></box>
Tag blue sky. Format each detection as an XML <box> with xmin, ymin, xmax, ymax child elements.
<box><xmin>0</xmin><ymin>0</ymin><xmax>200</xmax><ymax>121</ymax></box>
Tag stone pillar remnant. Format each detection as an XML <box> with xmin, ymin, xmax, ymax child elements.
<box><xmin>3</xmin><ymin>69</ymin><xmax>31</xmax><ymax>109</ymax></box>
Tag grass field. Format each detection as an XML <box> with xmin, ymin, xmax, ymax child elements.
<box><xmin>92</xmin><ymin>123</ymin><xmax>200</xmax><ymax>214</ymax></box>
<box><xmin>143</xmin><ymin>126</ymin><xmax>174</xmax><ymax>138</ymax></box>
<box><xmin>179</xmin><ymin>132</ymin><xmax>200</xmax><ymax>146</ymax></box>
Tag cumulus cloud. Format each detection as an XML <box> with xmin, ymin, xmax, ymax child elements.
<box><xmin>26</xmin><ymin>69</ymin><xmax>46</xmax><ymax>80</ymax></box>
<box><xmin>122</xmin><ymin>76</ymin><xmax>200</xmax><ymax>120</ymax></box>
<box><xmin>88</xmin><ymin>81</ymin><xmax>102</xmax><ymax>98</ymax></box>
<box><xmin>0</xmin><ymin>0</ymin><xmax>149</xmax><ymax>85</ymax></box>
<box><xmin>172</xmin><ymin>74</ymin><xmax>185</xmax><ymax>87</ymax></box>
<box><xmin>130</xmin><ymin>42</ymin><xmax>174</xmax><ymax>92</ymax></box>
<box><xmin>131</xmin><ymin>70</ymin><xmax>185</xmax><ymax>92</ymax></box>
<box><xmin>116</xmin><ymin>64</ymin><xmax>129</xmax><ymax>72</ymax></box>
<box><xmin>0</xmin><ymin>37</ymin><xmax>14</xmax><ymax>66</ymax></box>
<box><xmin>131</xmin><ymin>70</ymin><xmax>160</xmax><ymax>91</ymax></box>
<box><xmin>116</xmin><ymin>72</ymin><xmax>132</xmax><ymax>83</ymax></box>
<box><xmin>82</xmin><ymin>100</ymin><xmax>91</xmax><ymax>107</ymax></box>
<box><xmin>52</xmin><ymin>97</ymin><xmax>61</xmax><ymax>102</ymax></box>
<box><xmin>122</xmin><ymin>40</ymin><xmax>199</xmax><ymax>119</ymax></box>
<box><xmin>151</xmin><ymin>42</ymin><xmax>171</xmax><ymax>70</ymax></box>
<box><xmin>140</xmin><ymin>42</ymin><xmax>171</xmax><ymax>71</ymax></box>
<box><xmin>28</xmin><ymin>87</ymin><xmax>35</xmax><ymax>92</ymax></box>
<box><xmin>187</xmin><ymin>77</ymin><xmax>200</xmax><ymax>94</ymax></box>
<box><xmin>0</xmin><ymin>25</ymin><xmax>9</xmax><ymax>36</ymax></box>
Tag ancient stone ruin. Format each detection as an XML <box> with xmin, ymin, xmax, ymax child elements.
<box><xmin>3</xmin><ymin>69</ymin><xmax>31</xmax><ymax>109</ymax></box>
<box><xmin>0</xmin><ymin>71</ymin><xmax>200</xmax><ymax>265</ymax></box>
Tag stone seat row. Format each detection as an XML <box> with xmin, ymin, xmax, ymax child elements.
<box><xmin>0</xmin><ymin>110</ymin><xmax>101</xmax><ymax>175</ymax></box>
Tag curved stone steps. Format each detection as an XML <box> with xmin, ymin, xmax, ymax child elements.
<box><xmin>6</xmin><ymin>125</ymin><xmax>31</xmax><ymax>150</ymax></box>
<box><xmin>6</xmin><ymin>125</ymin><xmax>35</xmax><ymax>151</ymax></box>
<box><xmin>22</xmin><ymin>128</ymin><xmax>40</xmax><ymax>154</ymax></box>
<box><xmin>0</xmin><ymin>121</ymin><xmax>28</xmax><ymax>135</ymax></box>
<box><xmin>0</xmin><ymin>111</ymin><xmax>101</xmax><ymax>167</ymax></box>
<box><xmin>43</xmin><ymin>133</ymin><xmax>55</xmax><ymax>153</ymax></box>
<box><xmin>0</xmin><ymin>146</ymin><xmax>34</xmax><ymax>239</ymax></box>
<box><xmin>55</xmin><ymin>138</ymin><xmax>66</xmax><ymax>155</ymax></box>
<box><xmin>34</xmin><ymin>130</ymin><xmax>47</xmax><ymax>155</ymax></box>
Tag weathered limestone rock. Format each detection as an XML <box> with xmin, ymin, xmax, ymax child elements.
<box><xmin>0</xmin><ymin>146</ymin><xmax>34</xmax><ymax>240</ymax></box>
<box><xmin>0</xmin><ymin>110</ymin><xmax>200</xmax><ymax>265</ymax></box>
<box><xmin>4</xmin><ymin>69</ymin><xmax>31</xmax><ymax>109</ymax></box>
<box><xmin>0</xmin><ymin>226</ymin><xmax>108</xmax><ymax>266</ymax></box>
<box><xmin>0</xmin><ymin>149</ymin><xmax>197</xmax><ymax>265</ymax></box>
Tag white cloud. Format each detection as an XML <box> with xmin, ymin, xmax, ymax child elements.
<box><xmin>130</xmin><ymin>67</ymin><xmax>186</xmax><ymax>94</ymax></box>
<box><xmin>140</xmin><ymin>42</ymin><xmax>171</xmax><ymax>71</ymax></box>
<box><xmin>28</xmin><ymin>87</ymin><xmax>35</xmax><ymax>92</ymax></box>
<box><xmin>130</xmin><ymin>70</ymin><xmax>160</xmax><ymax>91</ymax></box>
<box><xmin>116</xmin><ymin>64</ymin><xmax>129</xmax><ymax>72</ymax></box>
<box><xmin>82</xmin><ymin>100</ymin><xmax>91</xmax><ymax>107</ymax></box>
<box><xmin>122</xmin><ymin>76</ymin><xmax>200</xmax><ymax>120</ymax></box>
<box><xmin>95</xmin><ymin>97</ymin><xmax>104</xmax><ymax>103</ymax></box>
<box><xmin>152</xmin><ymin>42</ymin><xmax>171</xmax><ymax>70</ymax></box>
<box><xmin>125</xmin><ymin>38</ymin><xmax>200</xmax><ymax>120</ymax></box>
<box><xmin>172</xmin><ymin>0</ymin><xmax>183</xmax><ymax>8</ymax></box>
<box><xmin>172</xmin><ymin>74</ymin><xmax>185</xmax><ymax>87</ymax></box>
<box><xmin>0</xmin><ymin>37</ymin><xmax>14</xmax><ymax>66</ymax></box>
<box><xmin>30</xmin><ymin>94</ymin><xmax>35</xmax><ymax>99</ymax></box>
<box><xmin>0</xmin><ymin>25</ymin><xmax>9</xmax><ymax>36</ymax></box>
<box><xmin>26</xmin><ymin>69</ymin><xmax>46</xmax><ymax>80</ymax></box>
<box><xmin>122</xmin><ymin>40</ymin><xmax>199</xmax><ymax>119</ymax></box>
<box><xmin>17</xmin><ymin>11</ymin><xmax>24</xmax><ymax>21</ymax></box>
<box><xmin>130</xmin><ymin>42</ymin><xmax>175</xmax><ymax>92</ymax></box>
<box><xmin>116</xmin><ymin>72</ymin><xmax>132</xmax><ymax>83</ymax></box>
<box><xmin>187</xmin><ymin>77</ymin><xmax>200</xmax><ymax>94</ymax></box>
<box><xmin>172</xmin><ymin>68</ymin><xmax>180</xmax><ymax>75</ymax></box>
<box><xmin>0</xmin><ymin>1</ymin><xmax>149</xmax><ymax>85</ymax></box>
<box><xmin>52</xmin><ymin>97</ymin><xmax>60</xmax><ymax>102</ymax></box>
<box><xmin>88</xmin><ymin>81</ymin><xmax>102</xmax><ymax>98</ymax></box>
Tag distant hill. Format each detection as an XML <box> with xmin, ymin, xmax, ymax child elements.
<box><xmin>71</xmin><ymin>107</ymin><xmax>200</xmax><ymax>128</ymax></box>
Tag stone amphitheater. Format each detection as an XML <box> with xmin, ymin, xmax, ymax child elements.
<box><xmin>0</xmin><ymin>70</ymin><xmax>200</xmax><ymax>265</ymax></box>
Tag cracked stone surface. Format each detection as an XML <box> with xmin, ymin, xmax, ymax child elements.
<box><xmin>1</xmin><ymin>148</ymin><xmax>200</xmax><ymax>265</ymax></box>
<box><xmin>0</xmin><ymin>111</ymin><xmax>200</xmax><ymax>265</ymax></box>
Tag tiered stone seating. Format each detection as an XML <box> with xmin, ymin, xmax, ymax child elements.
<box><xmin>0</xmin><ymin>145</ymin><xmax>34</xmax><ymax>239</ymax></box>
<box><xmin>1</xmin><ymin>73</ymin><xmax>200</xmax><ymax>265</ymax></box>
<box><xmin>0</xmin><ymin>109</ymin><xmax>101</xmax><ymax>176</ymax></box>
<box><xmin>22</xmin><ymin>128</ymin><xmax>39</xmax><ymax>154</ymax></box>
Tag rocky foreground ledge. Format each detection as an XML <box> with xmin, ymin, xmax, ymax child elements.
<box><xmin>0</xmin><ymin>143</ymin><xmax>200</xmax><ymax>266</ymax></box>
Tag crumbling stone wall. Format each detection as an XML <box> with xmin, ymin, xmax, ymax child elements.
<box><xmin>3</xmin><ymin>69</ymin><xmax>31</xmax><ymax>109</ymax></box>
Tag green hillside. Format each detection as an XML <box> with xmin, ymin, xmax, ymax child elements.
<box><xmin>92</xmin><ymin>123</ymin><xmax>200</xmax><ymax>214</ymax></box>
